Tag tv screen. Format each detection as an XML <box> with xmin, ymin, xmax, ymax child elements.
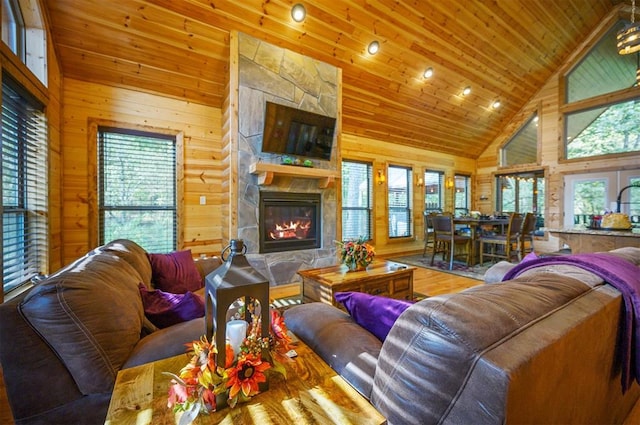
<box><xmin>262</xmin><ymin>101</ymin><xmax>336</xmax><ymax>161</ymax></box>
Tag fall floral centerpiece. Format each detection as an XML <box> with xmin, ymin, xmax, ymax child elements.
<box><xmin>336</xmin><ymin>236</ymin><xmax>376</xmax><ymax>271</ymax></box>
<box><xmin>165</xmin><ymin>309</ymin><xmax>292</xmax><ymax>424</ymax></box>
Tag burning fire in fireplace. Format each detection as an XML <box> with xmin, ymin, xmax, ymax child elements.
<box><xmin>269</xmin><ymin>219</ymin><xmax>311</xmax><ymax>240</ymax></box>
<box><xmin>259</xmin><ymin>191</ymin><xmax>321</xmax><ymax>253</ymax></box>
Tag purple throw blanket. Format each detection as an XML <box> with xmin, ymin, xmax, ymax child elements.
<box><xmin>502</xmin><ymin>253</ymin><xmax>640</xmax><ymax>392</ymax></box>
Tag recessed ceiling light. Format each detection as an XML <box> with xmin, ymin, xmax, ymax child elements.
<box><xmin>423</xmin><ymin>67</ymin><xmax>434</xmax><ymax>79</ymax></box>
<box><xmin>462</xmin><ymin>86</ymin><xmax>471</xmax><ymax>96</ymax></box>
<box><xmin>291</xmin><ymin>3</ymin><xmax>306</xmax><ymax>22</ymax></box>
<box><xmin>492</xmin><ymin>100</ymin><xmax>501</xmax><ymax>109</ymax></box>
<box><xmin>368</xmin><ymin>40</ymin><xmax>380</xmax><ymax>55</ymax></box>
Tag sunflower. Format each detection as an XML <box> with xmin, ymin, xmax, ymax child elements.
<box><xmin>225</xmin><ymin>354</ymin><xmax>271</xmax><ymax>403</ymax></box>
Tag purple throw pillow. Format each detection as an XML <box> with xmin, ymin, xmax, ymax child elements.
<box><xmin>138</xmin><ymin>283</ymin><xmax>205</xmax><ymax>328</ymax></box>
<box><xmin>148</xmin><ymin>250</ymin><xmax>202</xmax><ymax>293</ymax></box>
<box><xmin>334</xmin><ymin>291</ymin><xmax>414</xmax><ymax>342</ymax></box>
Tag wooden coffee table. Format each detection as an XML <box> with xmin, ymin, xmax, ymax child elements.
<box><xmin>105</xmin><ymin>335</ymin><xmax>385</xmax><ymax>424</ymax></box>
<box><xmin>298</xmin><ymin>260</ymin><xmax>415</xmax><ymax>308</ymax></box>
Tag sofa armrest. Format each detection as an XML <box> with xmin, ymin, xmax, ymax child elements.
<box><xmin>484</xmin><ymin>261</ymin><xmax>517</xmax><ymax>283</ymax></box>
<box><xmin>284</xmin><ymin>302</ymin><xmax>382</xmax><ymax>399</ymax></box>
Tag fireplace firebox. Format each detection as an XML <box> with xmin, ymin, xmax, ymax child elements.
<box><xmin>259</xmin><ymin>192</ymin><xmax>321</xmax><ymax>253</ymax></box>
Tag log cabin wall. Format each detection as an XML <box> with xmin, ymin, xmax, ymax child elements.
<box><xmin>341</xmin><ymin>133</ymin><xmax>475</xmax><ymax>256</ymax></box>
<box><xmin>60</xmin><ymin>79</ymin><xmax>223</xmax><ymax>265</ymax></box>
<box><xmin>45</xmin><ymin>27</ymin><xmax>63</xmax><ymax>274</ymax></box>
<box><xmin>476</xmin><ymin>8</ymin><xmax>640</xmax><ymax>253</ymax></box>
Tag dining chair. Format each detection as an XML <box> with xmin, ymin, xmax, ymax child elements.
<box><xmin>430</xmin><ymin>214</ymin><xmax>472</xmax><ymax>270</ymax></box>
<box><xmin>519</xmin><ymin>212</ymin><xmax>536</xmax><ymax>259</ymax></box>
<box><xmin>479</xmin><ymin>212</ymin><xmax>524</xmax><ymax>264</ymax></box>
<box><xmin>422</xmin><ymin>211</ymin><xmax>439</xmax><ymax>257</ymax></box>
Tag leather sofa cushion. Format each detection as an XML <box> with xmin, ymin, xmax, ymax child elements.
<box><xmin>20</xmin><ymin>252</ymin><xmax>145</xmax><ymax>394</ymax></box>
<box><xmin>98</xmin><ymin>239</ymin><xmax>153</xmax><ymax>285</ymax></box>
<box><xmin>285</xmin><ymin>302</ymin><xmax>382</xmax><ymax>398</ymax></box>
<box><xmin>123</xmin><ymin>317</ymin><xmax>207</xmax><ymax>369</ymax></box>
<box><xmin>371</xmin><ymin>273</ymin><xmax>591</xmax><ymax>424</ymax></box>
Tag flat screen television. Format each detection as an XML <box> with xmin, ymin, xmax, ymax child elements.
<box><xmin>262</xmin><ymin>101</ymin><xmax>336</xmax><ymax>161</ymax></box>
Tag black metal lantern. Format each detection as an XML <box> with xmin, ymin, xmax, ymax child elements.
<box><xmin>204</xmin><ymin>239</ymin><xmax>270</xmax><ymax>370</ymax></box>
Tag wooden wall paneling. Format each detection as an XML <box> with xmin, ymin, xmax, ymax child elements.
<box><xmin>341</xmin><ymin>133</ymin><xmax>474</xmax><ymax>257</ymax></box>
<box><xmin>221</xmin><ymin>31</ymin><xmax>239</xmax><ymax>248</ymax></box>
<box><xmin>46</xmin><ymin>26</ymin><xmax>64</xmax><ymax>274</ymax></box>
<box><xmin>61</xmin><ymin>78</ymin><xmax>223</xmax><ymax>265</ymax></box>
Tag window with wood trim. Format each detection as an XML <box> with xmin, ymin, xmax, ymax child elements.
<box><xmin>1</xmin><ymin>0</ymin><xmax>47</xmax><ymax>85</ymax></box>
<box><xmin>564</xmin><ymin>21</ymin><xmax>640</xmax><ymax>159</ymax></box>
<box><xmin>98</xmin><ymin>128</ymin><xmax>177</xmax><ymax>252</ymax></box>
<box><xmin>341</xmin><ymin>160</ymin><xmax>373</xmax><ymax>241</ymax></box>
<box><xmin>454</xmin><ymin>174</ymin><xmax>470</xmax><ymax>216</ymax></box>
<box><xmin>501</xmin><ymin>113</ymin><xmax>538</xmax><ymax>166</ymax></box>
<box><xmin>1</xmin><ymin>74</ymin><xmax>47</xmax><ymax>295</ymax></box>
<box><xmin>424</xmin><ymin>170</ymin><xmax>444</xmax><ymax>212</ymax></box>
<box><xmin>388</xmin><ymin>165</ymin><xmax>412</xmax><ymax>238</ymax></box>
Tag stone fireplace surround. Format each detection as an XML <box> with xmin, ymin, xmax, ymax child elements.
<box><xmin>234</xmin><ymin>33</ymin><xmax>339</xmax><ymax>286</ymax></box>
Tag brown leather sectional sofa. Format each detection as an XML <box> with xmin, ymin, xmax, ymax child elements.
<box><xmin>0</xmin><ymin>239</ymin><xmax>220</xmax><ymax>425</ymax></box>
<box><xmin>285</xmin><ymin>247</ymin><xmax>640</xmax><ymax>424</ymax></box>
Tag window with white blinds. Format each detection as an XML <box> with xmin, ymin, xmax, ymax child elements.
<box><xmin>454</xmin><ymin>174</ymin><xmax>471</xmax><ymax>216</ymax></box>
<box><xmin>388</xmin><ymin>165</ymin><xmax>412</xmax><ymax>238</ymax></box>
<box><xmin>341</xmin><ymin>160</ymin><xmax>372</xmax><ymax>241</ymax></box>
<box><xmin>98</xmin><ymin>128</ymin><xmax>176</xmax><ymax>252</ymax></box>
<box><xmin>2</xmin><ymin>75</ymin><xmax>47</xmax><ymax>294</ymax></box>
<box><xmin>424</xmin><ymin>170</ymin><xmax>444</xmax><ymax>212</ymax></box>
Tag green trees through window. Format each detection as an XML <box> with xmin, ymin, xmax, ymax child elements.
<box><xmin>98</xmin><ymin>129</ymin><xmax>177</xmax><ymax>252</ymax></box>
<box><xmin>564</xmin><ymin>20</ymin><xmax>640</xmax><ymax>159</ymax></box>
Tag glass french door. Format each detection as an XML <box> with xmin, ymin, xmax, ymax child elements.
<box><xmin>564</xmin><ymin>170</ymin><xmax>640</xmax><ymax>228</ymax></box>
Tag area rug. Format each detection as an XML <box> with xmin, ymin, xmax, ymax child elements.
<box><xmin>389</xmin><ymin>254</ymin><xmax>491</xmax><ymax>281</ymax></box>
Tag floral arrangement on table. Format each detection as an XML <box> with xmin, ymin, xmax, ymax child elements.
<box><xmin>165</xmin><ymin>309</ymin><xmax>293</xmax><ymax>423</ymax></box>
<box><xmin>336</xmin><ymin>236</ymin><xmax>376</xmax><ymax>271</ymax></box>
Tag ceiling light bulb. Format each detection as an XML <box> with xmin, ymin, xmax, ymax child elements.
<box><xmin>462</xmin><ymin>86</ymin><xmax>471</xmax><ymax>96</ymax></box>
<box><xmin>368</xmin><ymin>40</ymin><xmax>380</xmax><ymax>55</ymax></box>
<box><xmin>492</xmin><ymin>100</ymin><xmax>501</xmax><ymax>109</ymax></box>
<box><xmin>423</xmin><ymin>67</ymin><xmax>434</xmax><ymax>78</ymax></box>
<box><xmin>291</xmin><ymin>3</ymin><xmax>306</xmax><ymax>22</ymax></box>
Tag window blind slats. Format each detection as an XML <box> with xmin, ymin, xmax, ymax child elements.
<box><xmin>341</xmin><ymin>160</ymin><xmax>372</xmax><ymax>240</ymax></box>
<box><xmin>388</xmin><ymin>166</ymin><xmax>412</xmax><ymax>238</ymax></box>
<box><xmin>2</xmin><ymin>76</ymin><xmax>48</xmax><ymax>294</ymax></box>
<box><xmin>98</xmin><ymin>128</ymin><xmax>176</xmax><ymax>253</ymax></box>
<box><xmin>424</xmin><ymin>170</ymin><xmax>444</xmax><ymax>211</ymax></box>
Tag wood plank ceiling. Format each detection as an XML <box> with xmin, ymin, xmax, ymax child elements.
<box><xmin>44</xmin><ymin>0</ymin><xmax>622</xmax><ymax>159</ymax></box>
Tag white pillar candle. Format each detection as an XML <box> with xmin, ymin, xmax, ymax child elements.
<box><xmin>226</xmin><ymin>319</ymin><xmax>248</xmax><ymax>358</ymax></box>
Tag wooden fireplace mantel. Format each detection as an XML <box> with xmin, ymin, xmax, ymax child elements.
<box><xmin>249</xmin><ymin>162</ymin><xmax>339</xmax><ymax>188</ymax></box>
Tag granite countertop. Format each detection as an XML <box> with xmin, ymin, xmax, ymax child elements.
<box><xmin>549</xmin><ymin>227</ymin><xmax>640</xmax><ymax>237</ymax></box>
